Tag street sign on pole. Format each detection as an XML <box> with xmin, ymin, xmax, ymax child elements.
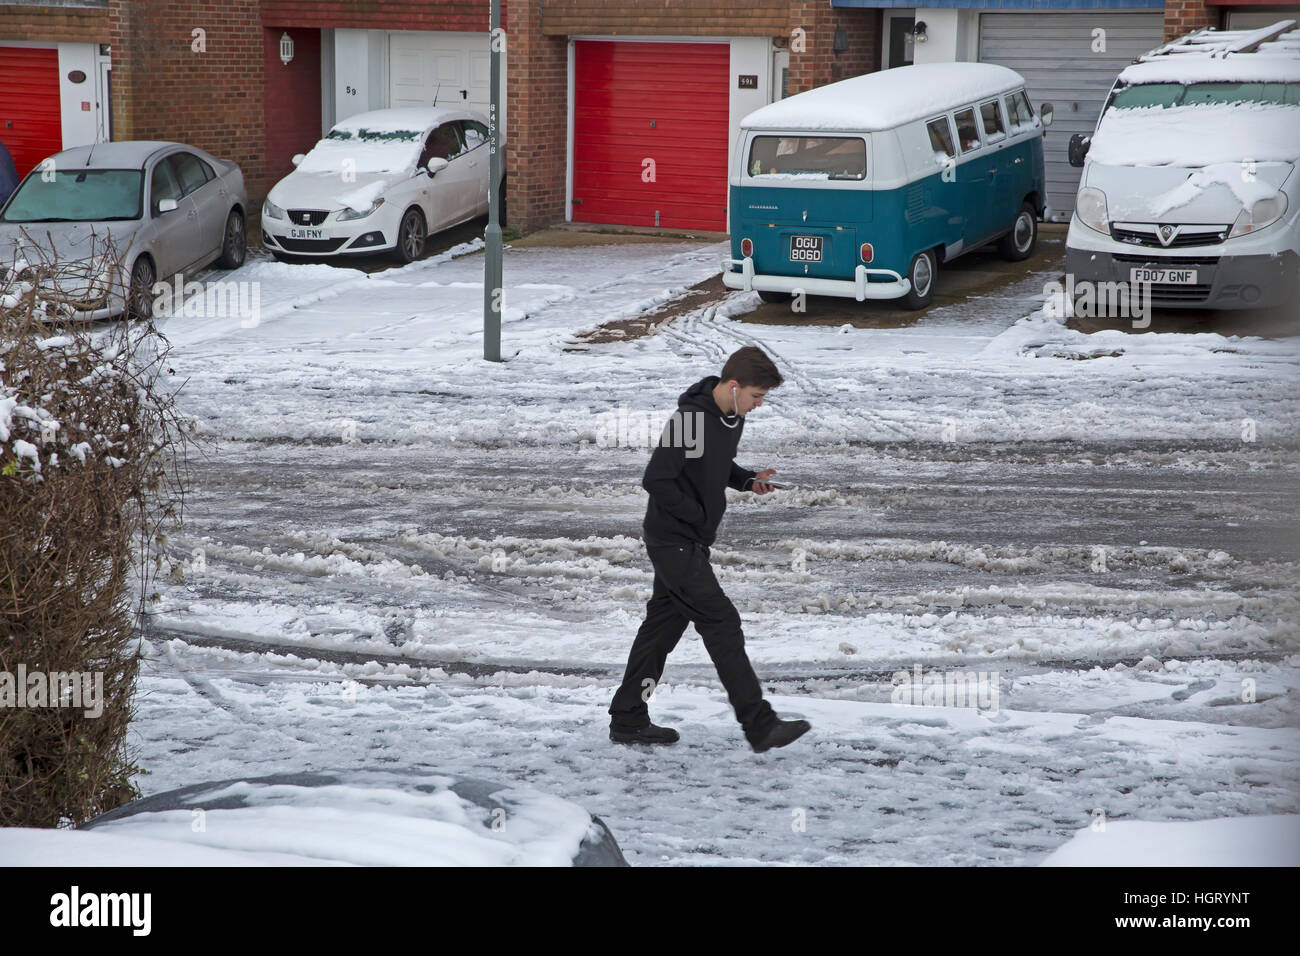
<box><xmin>483</xmin><ymin>0</ymin><xmax>503</xmax><ymax>362</ymax></box>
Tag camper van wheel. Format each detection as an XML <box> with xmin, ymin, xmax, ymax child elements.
<box><xmin>901</xmin><ymin>250</ymin><xmax>936</xmax><ymax>310</ymax></box>
<box><xmin>757</xmin><ymin>290</ymin><xmax>791</xmax><ymax>304</ymax></box>
<box><xmin>998</xmin><ymin>203</ymin><xmax>1038</xmax><ymax>262</ymax></box>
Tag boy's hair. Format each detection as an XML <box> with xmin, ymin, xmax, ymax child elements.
<box><xmin>720</xmin><ymin>346</ymin><xmax>783</xmax><ymax>389</ymax></box>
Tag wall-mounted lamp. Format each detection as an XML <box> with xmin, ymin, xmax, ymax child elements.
<box><xmin>833</xmin><ymin>27</ymin><xmax>848</xmax><ymax>55</ymax></box>
<box><xmin>914</xmin><ymin>21</ymin><xmax>928</xmax><ymax>44</ymax></box>
<box><xmin>279</xmin><ymin>32</ymin><xmax>294</xmax><ymax>66</ymax></box>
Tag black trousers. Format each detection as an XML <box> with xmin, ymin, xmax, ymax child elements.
<box><xmin>609</xmin><ymin>541</ymin><xmax>777</xmax><ymax>746</ymax></box>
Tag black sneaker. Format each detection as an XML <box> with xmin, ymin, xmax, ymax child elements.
<box><xmin>610</xmin><ymin>723</ymin><xmax>680</xmax><ymax>746</ymax></box>
<box><xmin>750</xmin><ymin>718</ymin><xmax>811</xmax><ymax>753</ymax></box>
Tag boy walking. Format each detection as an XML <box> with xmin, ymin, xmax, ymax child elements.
<box><xmin>608</xmin><ymin>346</ymin><xmax>812</xmax><ymax>753</ymax></box>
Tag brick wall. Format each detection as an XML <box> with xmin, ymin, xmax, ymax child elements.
<box><xmin>787</xmin><ymin>1</ymin><xmax>879</xmax><ymax>95</ymax></box>
<box><xmin>1164</xmin><ymin>0</ymin><xmax>1217</xmax><ymax>41</ymax></box>
<box><xmin>262</xmin><ymin>26</ymin><xmax>320</xmax><ymax>191</ymax></box>
<box><xmin>260</xmin><ymin>1</ymin><xmax>499</xmax><ymax>31</ymax></box>
<box><xmin>0</xmin><ymin>3</ymin><xmax>110</xmax><ymax>42</ymax></box>
<box><xmin>541</xmin><ymin>0</ymin><xmax>788</xmax><ymax>36</ymax></box>
<box><xmin>504</xmin><ymin>0</ymin><xmax>567</xmax><ymax>233</ymax></box>
<box><xmin>109</xmin><ymin>0</ymin><xmax>267</xmax><ymax>202</ymax></box>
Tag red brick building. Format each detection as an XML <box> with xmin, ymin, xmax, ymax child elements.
<box><xmin>0</xmin><ymin>0</ymin><xmax>1290</xmax><ymax>233</ymax></box>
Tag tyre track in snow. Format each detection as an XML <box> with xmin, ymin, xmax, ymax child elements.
<box><xmin>661</xmin><ymin>302</ymin><xmax>916</xmax><ymax>440</ymax></box>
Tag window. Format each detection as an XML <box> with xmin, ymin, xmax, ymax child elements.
<box><xmin>926</xmin><ymin>116</ymin><xmax>956</xmax><ymax>159</ymax></box>
<box><xmin>170</xmin><ymin>153</ymin><xmax>209</xmax><ymax>196</ymax></box>
<box><xmin>1015</xmin><ymin>90</ymin><xmax>1035</xmax><ymax>125</ymax></box>
<box><xmin>954</xmin><ymin>108</ymin><xmax>981</xmax><ymax>153</ymax></box>
<box><xmin>1</xmin><ymin>169</ymin><xmax>142</xmax><ymax>223</ymax></box>
<box><xmin>979</xmin><ymin>100</ymin><xmax>1006</xmax><ymax>143</ymax></box>
<box><xmin>1110</xmin><ymin>81</ymin><xmax>1300</xmax><ymax>109</ymax></box>
<box><xmin>747</xmin><ymin>135</ymin><xmax>867</xmax><ymax>180</ymax></box>
<box><xmin>151</xmin><ymin>160</ymin><xmax>183</xmax><ymax>213</ymax></box>
<box><xmin>1005</xmin><ymin>91</ymin><xmax>1031</xmax><ymax>131</ymax></box>
<box><xmin>421</xmin><ymin>123</ymin><xmax>464</xmax><ymax>166</ymax></box>
<box><xmin>460</xmin><ymin>120</ymin><xmax>488</xmax><ymax>151</ymax></box>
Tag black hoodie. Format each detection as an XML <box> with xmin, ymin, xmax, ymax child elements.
<box><xmin>641</xmin><ymin>375</ymin><xmax>758</xmax><ymax>548</ymax></box>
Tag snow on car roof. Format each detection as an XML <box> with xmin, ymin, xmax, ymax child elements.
<box><xmin>330</xmin><ymin>107</ymin><xmax>483</xmax><ymax>136</ymax></box>
<box><xmin>1119</xmin><ymin>54</ymin><xmax>1300</xmax><ymax>86</ymax></box>
<box><xmin>740</xmin><ymin>63</ymin><xmax>1026</xmax><ymax>132</ymax></box>
<box><xmin>296</xmin><ymin>108</ymin><xmax>484</xmax><ymax>176</ymax></box>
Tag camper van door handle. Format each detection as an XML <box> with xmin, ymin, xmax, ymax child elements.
<box><xmin>1014</xmin><ymin>157</ymin><xmax>1023</xmax><ymax>165</ymax></box>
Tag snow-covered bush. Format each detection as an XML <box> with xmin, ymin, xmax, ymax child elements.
<box><xmin>0</xmin><ymin>242</ymin><xmax>193</xmax><ymax>827</ymax></box>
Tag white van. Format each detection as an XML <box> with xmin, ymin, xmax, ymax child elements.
<box><xmin>1064</xmin><ymin>20</ymin><xmax>1300</xmax><ymax>311</ymax></box>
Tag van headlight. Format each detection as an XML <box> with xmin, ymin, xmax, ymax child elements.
<box><xmin>1075</xmin><ymin>187</ymin><xmax>1109</xmax><ymax>236</ymax></box>
<box><xmin>1229</xmin><ymin>192</ymin><xmax>1288</xmax><ymax>238</ymax></box>
<box><xmin>337</xmin><ymin>198</ymin><xmax>385</xmax><ymax>221</ymax></box>
<box><xmin>263</xmin><ymin>199</ymin><xmax>285</xmax><ymax>220</ymax></box>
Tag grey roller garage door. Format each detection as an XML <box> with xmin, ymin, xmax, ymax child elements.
<box><xmin>979</xmin><ymin>12</ymin><xmax>1164</xmax><ymax>220</ymax></box>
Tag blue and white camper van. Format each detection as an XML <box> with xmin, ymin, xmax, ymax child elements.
<box><xmin>722</xmin><ymin>62</ymin><xmax>1051</xmax><ymax>309</ymax></box>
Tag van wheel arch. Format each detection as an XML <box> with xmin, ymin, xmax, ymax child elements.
<box><xmin>900</xmin><ymin>248</ymin><xmax>938</xmax><ymax>311</ymax></box>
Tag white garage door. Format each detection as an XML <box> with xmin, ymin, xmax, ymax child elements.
<box><xmin>979</xmin><ymin>12</ymin><xmax>1164</xmax><ymax>220</ymax></box>
<box><xmin>389</xmin><ymin>31</ymin><xmax>492</xmax><ymax>117</ymax></box>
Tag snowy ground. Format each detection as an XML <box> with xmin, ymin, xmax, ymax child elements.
<box><xmin>123</xmin><ymin>237</ymin><xmax>1299</xmax><ymax>865</ymax></box>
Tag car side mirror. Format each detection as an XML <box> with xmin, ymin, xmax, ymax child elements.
<box><xmin>1068</xmin><ymin>133</ymin><xmax>1091</xmax><ymax>168</ymax></box>
<box><xmin>157</xmin><ymin>198</ymin><xmax>179</xmax><ymax>213</ymax></box>
<box><xmin>291</xmin><ymin>154</ymin><xmax>305</xmax><ymax>167</ymax></box>
<box><xmin>425</xmin><ymin>157</ymin><xmax>449</xmax><ymax>175</ymax></box>
<box><xmin>1039</xmin><ymin>103</ymin><xmax>1054</xmax><ymax>128</ymax></box>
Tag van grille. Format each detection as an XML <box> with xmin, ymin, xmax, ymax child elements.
<box><xmin>1111</xmin><ymin>223</ymin><xmax>1229</xmax><ymax>248</ymax></box>
<box><xmin>1148</xmin><ymin>284</ymin><xmax>1212</xmax><ymax>302</ymax></box>
<box><xmin>905</xmin><ymin>184</ymin><xmax>925</xmax><ymax>225</ymax></box>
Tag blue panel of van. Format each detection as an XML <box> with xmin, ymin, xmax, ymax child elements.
<box><xmin>730</xmin><ymin>135</ymin><xmax>1043</xmax><ymax>282</ymax></box>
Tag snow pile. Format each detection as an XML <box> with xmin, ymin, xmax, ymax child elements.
<box><xmin>0</xmin><ymin>777</ymin><xmax>600</xmax><ymax>866</ymax></box>
<box><xmin>1040</xmin><ymin>814</ymin><xmax>1300</xmax><ymax>866</ymax></box>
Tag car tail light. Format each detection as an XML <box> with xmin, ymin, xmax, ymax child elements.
<box><xmin>741</xmin><ymin>238</ymin><xmax>753</xmax><ymax>257</ymax></box>
<box><xmin>860</xmin><ymin>242</ymin><xmax>874</xmax><ymax>263</ymax></box>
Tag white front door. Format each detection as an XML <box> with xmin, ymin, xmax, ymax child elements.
<box><xmin>771</xmin><ymin>49</ymin><xmax>788</xmax><ymax>102</ymax></box>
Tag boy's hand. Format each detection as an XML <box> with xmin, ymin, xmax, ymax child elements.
<box><xmin>752</xmin><ymin>468</ymin><xmax>777</xmax><ymax>494</ymax></box>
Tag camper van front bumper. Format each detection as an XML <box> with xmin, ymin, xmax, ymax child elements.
<box><xmin>722</xmin><ymin>258</ymin><xmax>909</xmax><ymax>301</ymax></box>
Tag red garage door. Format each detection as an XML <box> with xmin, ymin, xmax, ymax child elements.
<box><xmin>573</xmin><ymin>41</ymin><xmax>729</xmax><ymax>231</ymax></box>
<box><xmin>0</xmin><ymin>47</ymin><xmax>62</xmax><ymax>179</ymax></box>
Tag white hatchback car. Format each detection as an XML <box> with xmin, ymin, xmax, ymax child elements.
<box><xmin>262</xmin><ymin>107</ymin><xmax>491</xmax><ymax>263</ymax></box>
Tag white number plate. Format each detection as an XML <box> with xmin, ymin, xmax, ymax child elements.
<box><xmin>289</xmin><ymin>227</ymin><xmax>325</xmax><ymax>240</ymax></box>
<box><xmin>1129</xmin><ymin>266</ymin><xmax>1198</xmax><ymax>285</ymax></box>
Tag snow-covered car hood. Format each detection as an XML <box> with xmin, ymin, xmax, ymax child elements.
<box><xmin>1088</xmin><ymin>160</ymin><xmax>1294</xmax><ymax>224</ymax></box>
<box><xmin>0</xmin><ymin>219</ymin><xmax>145</xmax><ymax>269</ymax></box>
<box><xmin>1085</xmin><ymin>102</ymin><xmax>1300</xmax><ymax>223</ymax></box>
<box><xmin>267</xmin><ymin>170</ymin><xmax>406</xmax><ymax>214</ymax></box>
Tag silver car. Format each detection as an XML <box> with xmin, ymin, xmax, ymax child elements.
<box><xmin>0</xmin><ymin>141</ymin><xmax>247</xmax><ymax>320</ymax></box>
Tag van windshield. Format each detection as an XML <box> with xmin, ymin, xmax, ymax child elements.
<box><xmin>747</xmin><ymin>136</ymin><xmax>867</xmax><ymax>181</ymax></box>
<box><xmin>1110</xmin><ymin>81</ymin><xmax>1300</xmax><ymax>109</ymax></box>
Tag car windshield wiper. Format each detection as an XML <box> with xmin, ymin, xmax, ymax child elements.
<box><xmin>4</xmin><ymin>217</ymin><xmax>80</xmax><ymax>223</ymax></box>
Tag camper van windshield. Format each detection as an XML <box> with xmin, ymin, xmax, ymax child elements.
<box><xmin>1110</xmin><ymin>81</ymin><xmax>1300</xmax><ymax>109</ymax></box>
<box><xmin>748</xmin><ymin>135</ymin><xmax>867</xmax><ymax>180</ymax></box>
